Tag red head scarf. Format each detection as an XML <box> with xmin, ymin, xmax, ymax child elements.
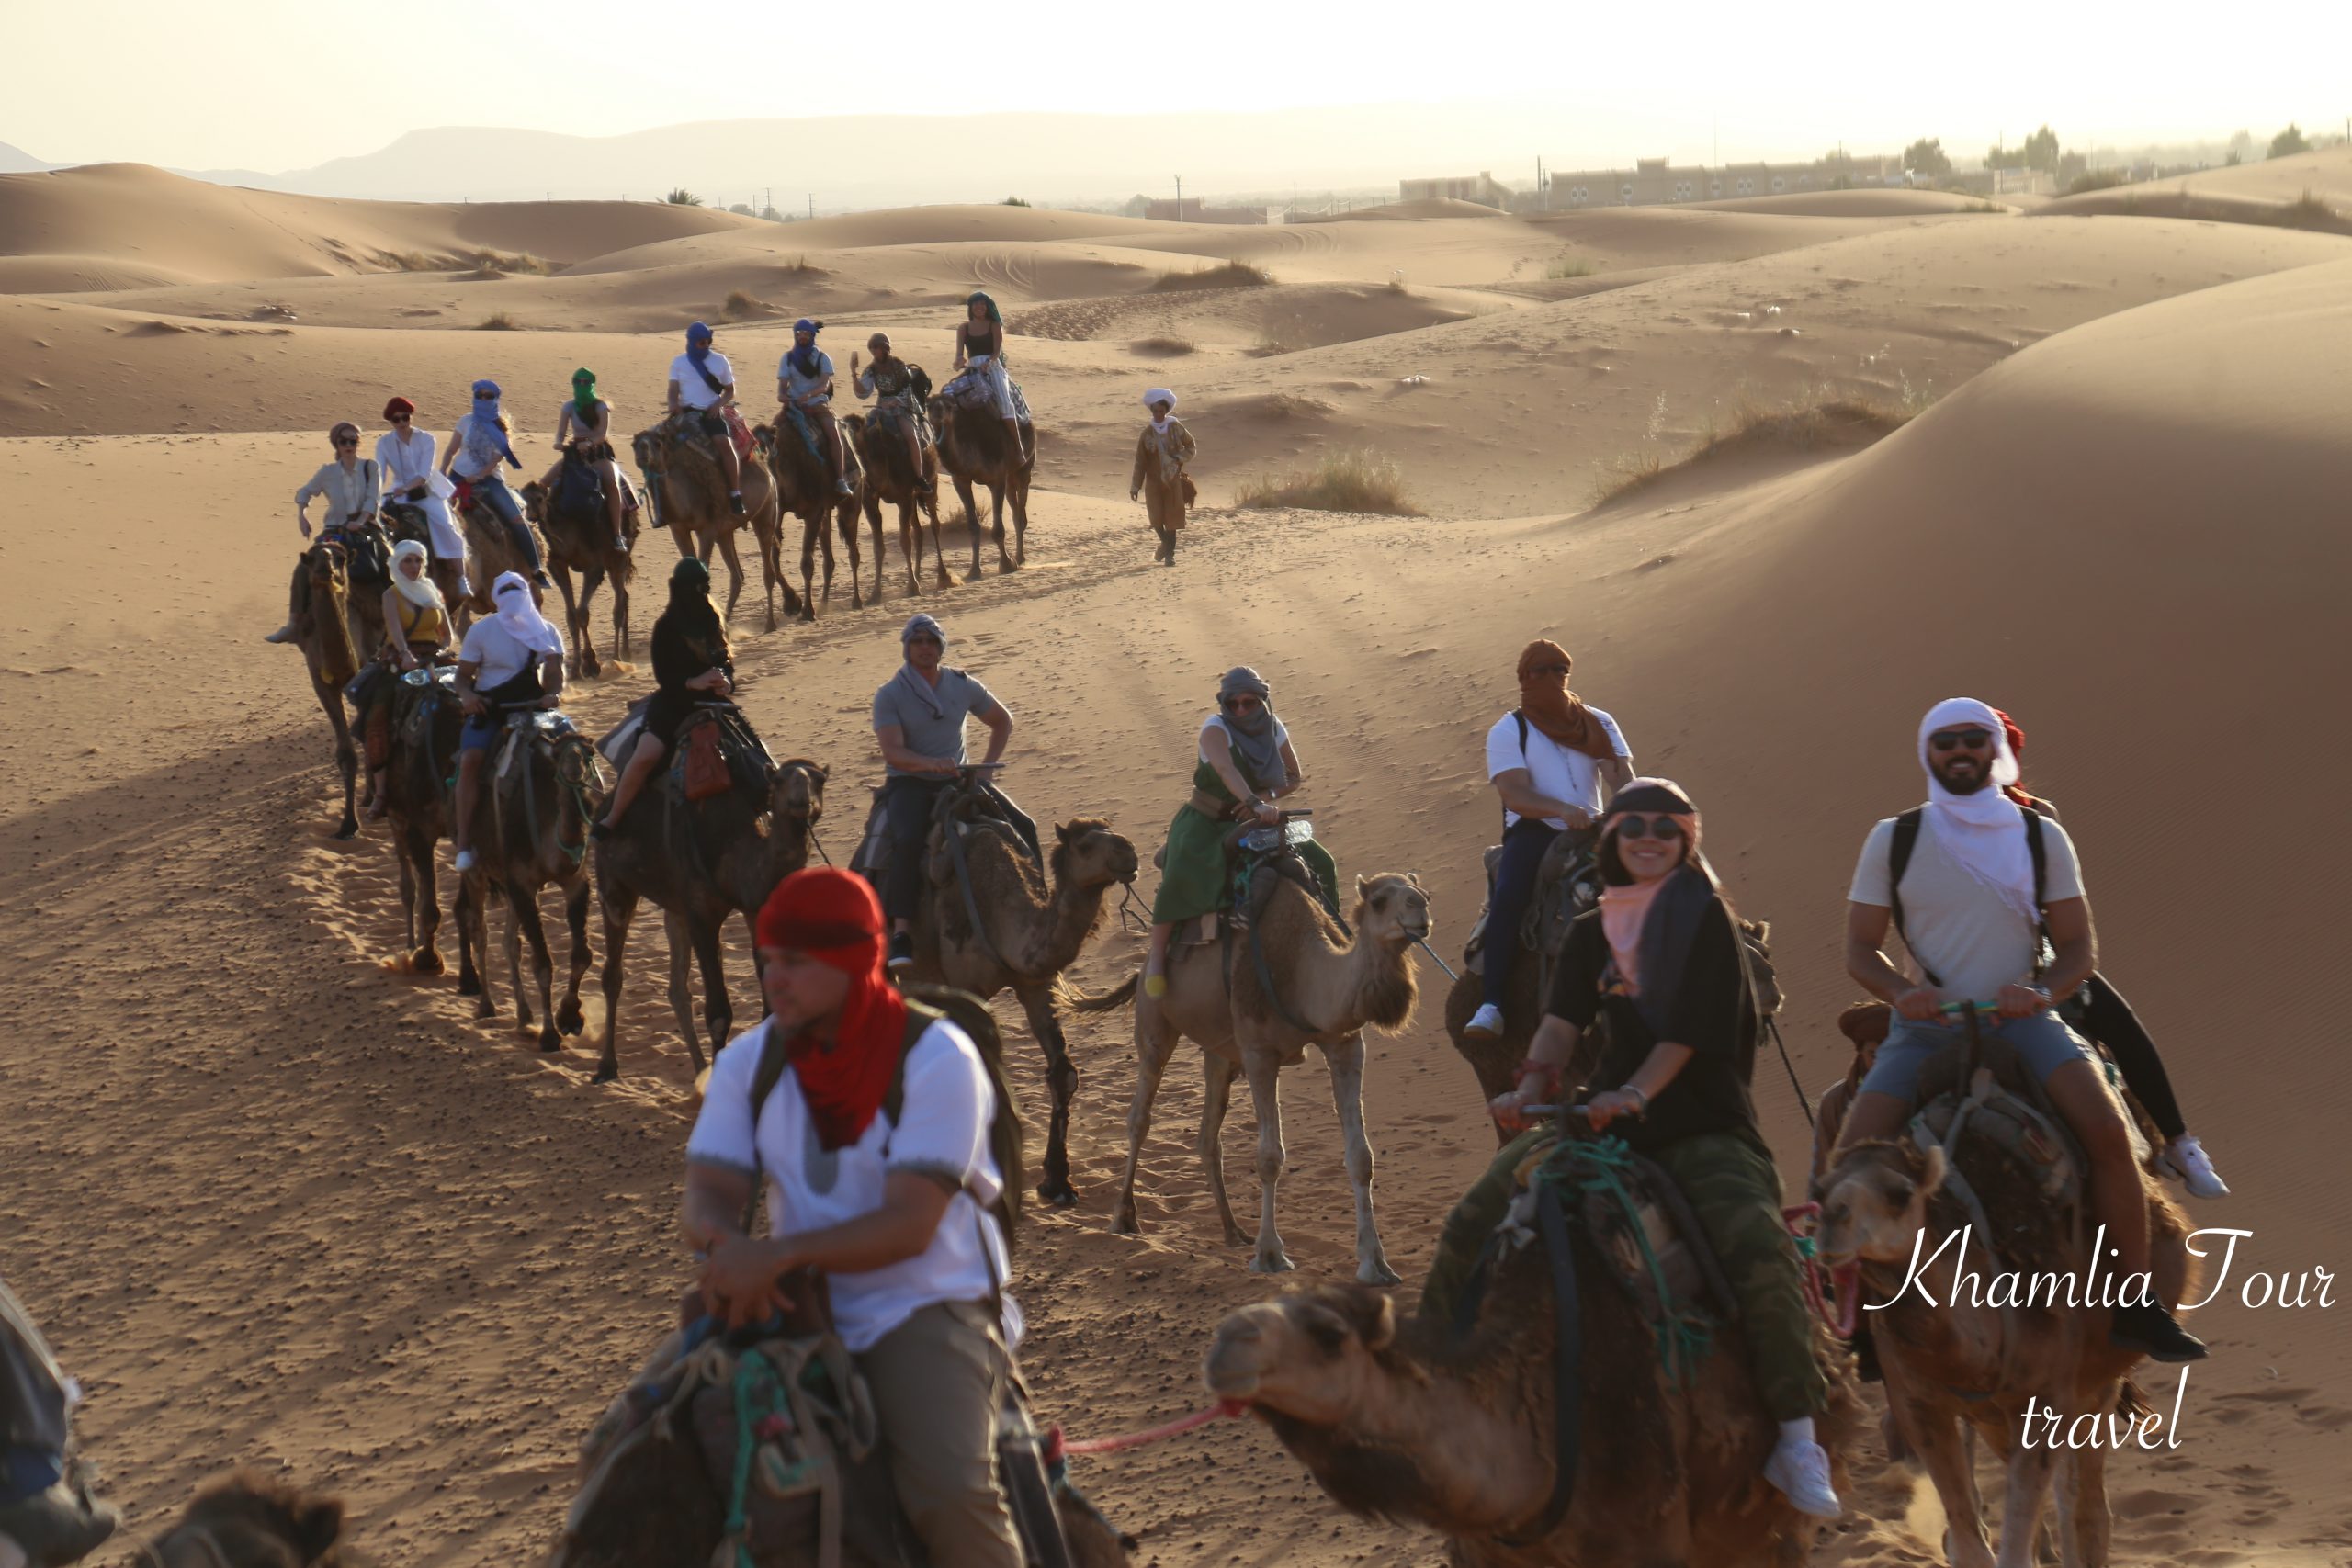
<box><xmin>1993</xmin><ymin>707</ymin><xmax>2041</xmax><ymax>808</ymax></box>
<box><xmin>1516</xmin><ymin>639</ymin><xmax>1616</xmax><ymax>760</ymax></box>
<box><xmin>383</xmin><ymin>396</ymin><xmax>416</xmax><ymax>420</ymax></box>
<box><xmin>755</xmin><ymin>868</ymin><xmax>910</xmax><ymax>1150</ymax></box>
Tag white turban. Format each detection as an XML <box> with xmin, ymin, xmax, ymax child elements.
<box><xmin>1143</xmin><ymin>389</ymin><xmax>1176</xmax><ymax>412</ymax></box>
<box><xmin>390</xmin><ymin>539</ymin><xmax>444</xmax><ymax>615</ymax></box>
<box><xmin>1917</xmin><ymin>697</ymin><xmax>2035</xmax><ymax>923</ymax></box>
<box><xmin>492</xmin><ymin>571</ymin><xmax>565</xmax><ymax>658</ymax></box>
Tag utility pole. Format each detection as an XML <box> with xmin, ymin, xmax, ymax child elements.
<box><xmin>808</xmin><ymin>193</ymin><xmax>814</xmax><ymax>220</ymax></box>
<box><xmin>1175</xmin><ymin>175</ymin><xmax>1183</xmax><ymax>219</ymax></box>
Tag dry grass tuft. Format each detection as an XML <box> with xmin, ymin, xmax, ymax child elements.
<box><xmin>2273</xmin><ymin>189</ymin><xmax>2339</xmax><ymax>230</ymax></box>
<box><xmin>722</xmin><ymin>289</ymin><xmax>772</xmax><ymax>321</ymax></box>
<box><xmin>1132</xmin><ymin>334</ymin><xmax>1196</xmax><ymax>355</ymax></box>
<box><xmin>1235</xmin><ymin>447</ymin><xmax>1419</xmax><ymax>514</ymax></box>
<box><xmin>477</xmin><ymin>311</ymin><xmax>520</xmax><ymax>332</ymax></box>
<box><xmin>1546</xmin><ymin>256</ymin><xmax>1598</xmax><ymax>279</ymax></box>
<box><xmin>1153</xmin><ymin>258</ymin><xmax>1274</xmax><ymax>292</ymax></box>
<box><xmin>1589</xmin><ymin>392</ymin><xmax>1911</xmax><ymax>507</ymax></box>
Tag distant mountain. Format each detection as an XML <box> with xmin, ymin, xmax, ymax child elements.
<box><xmin>0</xmin><ymin>142</ymin><xmax>58</xmax><ymax>174</ymax></box>
<box><xmin>137</xmin><ymin>107</ymin><xmax>1559</xmax><ymax>209</ymax></box>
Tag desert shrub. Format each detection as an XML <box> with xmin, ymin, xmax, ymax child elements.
<box><xmin>1234</xmin><ymin>447</ymin><xmax>1419</xmax><ymax>514</ymax></box>
<box><xmin>1132</xmin><ymin>334</ymin><xmax>1196</xmax><ymax>355</ymax></box>
<box><xmin>1153</xmin><ymin>258</ymin><xmax>1273</xmax><ymax>291</ymax></box>
<box><xmin>1546</xmin><ymin>256</ymin><xmax>1597</xmax><ymax>279</ymax></box>
<box><xmin>477</xmin><ymin>311</ymin><xmax>519</xmax><ymax>331</ymax></box>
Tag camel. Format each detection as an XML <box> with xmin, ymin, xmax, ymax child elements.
<box><xmin>901</xmin><ymin>788</ymin><xmax>1140</xmax><ymax>1205</ymax></box>
<box><xmin>1818</xmin><ymin>1128</ymin><xmax>2198</xmax><ymax>1568</ymax></box>
<box><xmin>630</xmin><ymin>418</ymin><xmax>796</xmax><ymax>630</ymax></box>
<box><xmin>453</xmin><ymin>489</ymin><xmax>537</xmax><ymax>623</ymax></box>
<box><xmin>1206</xmin><ymin>1275</ymin><xmax>1863</xmax><ymax>1567</ymax></box>
<box><xmin>756</xmin><ymin>416</ymin><xmax>876</xmax><ymax>616</ymax></box>
<box><xmin>453</xmin><ymin>716</ymin><xmax>607</xmax><ymax>1054</ymax></box>
<box><xmin>137</xmin><ymin>1470</ymin><xmax>354</xmax><ymax>1567</ymax></box>
<box><xmin>843</xmin><ymin>409</ymin><xmax>951</xmax><ymax>595</ymax></box>
<box><xmin>1080</xmin><ymin>867</ymin><xmax>1429</xmax><ymax>1284</ymax></box>
<box><xmin>926</xmin><ymin>396</ymin><xmax>1034</xmax><ymax>579</ymax></box>
<box><xmin>521</xmin><ymin>452</ymin><xmax>641</xmax><ymax>677</ymax></box>
<box><xmin>290</xmin><ymin>537</ymin><xmax>363</xmax><ymax>840</ymax></box>
<box><xmin>592</xmin><ymin>715</ymin><xmax>827</xmax><ymax>1080</ymax></box>
<box><xmin>377</xmin><ymin>670</ymin><xmax>467</xmax><ymax>976</ymax></box>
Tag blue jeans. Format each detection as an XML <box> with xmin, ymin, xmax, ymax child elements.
<box><xmin>1480</xmin><ymin>818</ymin><xmax>1559</xmax><ymax>1010</ymax></box>
<box><xmin>1860</xmin><ymin>1011</ymin><xmax>2095</xmax><ymax>1102</ymax></box>
<box><xmin>470</xmin><ymin>475</ymin><xmax>542</xmax><ymax>571</ymax></box>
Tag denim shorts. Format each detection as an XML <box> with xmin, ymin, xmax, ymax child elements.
<box><xmin>1859</xmin><ymin>1012</ymin><xmax>2095</xmax><ymax>1101</ymax></box>
<box><xmin>459</xmin><ymin>714</ymin><xmax>503</xmax><ymax>752</ymax></box>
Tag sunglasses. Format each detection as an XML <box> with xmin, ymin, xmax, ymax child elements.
<box><xmin>1929</xmin><ymin>728</ymin><xmax>1994</xmax><ymax>752</ymax></box>
<box><xmin>1613</xmin><ymin>815</ymin><xmax>1685</xmax><ymax>842</ymax></box>
<box><xmin>475</xmin><ymin>392</ymin><xmax>497</xmax><ymax>400</ymax></box>
<box><xmin>333</xmin><ymin>436</ymin><xmax>359</xmax><ymax>447</ymax></box>
<box><xmin>1529</xmin><ymin>662</ymin><xmax>1570</xmax><ymax>678</ymax></box>
<box><xmin>1223</xmin><ymin>696</ymin><xmax>1263</xmax><ymax>712</ymax></box>
<box><xmin>906</xmin><ymin>635</ymin><xmax>942</xmax><ymax>648</ymax></box>
<box><xmin>390</xmin><ymin>413</ymin><xmax>412</xmax><ymax>423</ymax></box>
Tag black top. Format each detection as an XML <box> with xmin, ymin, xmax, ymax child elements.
<box><xmin>963</xmin><ymin>322</ymin><xmax>999</xmax><ymax>358</ymax></box>
<box><xmin>651</xmin><ymin>612</ymin><xmax>730</xmax><ymax>695</ymax></box>
<box><xmin>1545</xmin><ymin>898</ymin><xmax>1760</xmax><ymax>1151</ymax></box>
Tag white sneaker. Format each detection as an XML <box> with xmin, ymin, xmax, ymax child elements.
<box><xmin>454</xmin><ymin>849</ymin><xmax>478</xmax><ymax>873</ymax></box>
<box><xmin>1464</xmin><ymin>1002</ymin><xmax>1506</xmax><ymax>1041</ymax></box>
<box><xmin>1763</xmin><ymin>1437</ymin><xmax>1841</xmax><ymax>1518</ymax></box>
<box><xmin>2159</xmin><ymin>1134</ymin><xmax>2230</xmax><ymax>1200</ymax></box>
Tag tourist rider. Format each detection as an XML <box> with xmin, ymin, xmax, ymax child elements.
<box><xmin>684</xmin><ymin>867</ymin><xmax>1023</xmax><ymax>1568</ymax></box>
<box><xmin>438</xmin><ymin>379</ymin><xmax>550</xmax><ymax>589</ymax></box>
<box><xmin>450</xmin><ymin>572</ymin><xmax>567</xmax><ymax>874</ymax></box>
<box><xmin>548</xmin><ymin>367</ymin><xmax>630</xmax><ymax>554</ymax></box>
<box><xmin>777</xmin><ymin>319</ymin><xmax>855</xmax><ymax>497</ymax></box>
<box><xmin>358</xmin><ymin>539</ymin><xmax>453</xmax><ymax>819</ymax></box>
<box><xmin>374</xmin><ymin>395</ymin><xmax>467</xmax><ymax>606</ymax></box>
<box><xmin>1992</xmin><ymin>706</ymin><xmax>2228</xmax><ymax>1199</ymax></box>
<box><xmin>950</xmin><ymin>292</ymin><xmax>1027</xmax><ymax>465</ymax></box>
<box><xmin>1141</xmin><ymin>666</ymin><xmax>1339</xmax><ymax>999</ymax></box>
<box><xmin>868</xmin><ymin>615</ymin><xmax>1021</xmax><ymax>971</ymax></box>
<box><xmin>266</xmin><ymin>421</ymin><xmax>382</xmax><ymax>643</ymax></box>
<box><xmin>666</xmin><ymin>321</ymin><xmax>748</xmax><ymax>516</ymax></box>
<box><xmin>594</xmin><ymin>558</ymin><xmax>733</xmax><ymax>839</ymax></box>
<box><xmin>1479</xmin><ymin>779</ymin><xmax>1842</xmax><ymax>1519</ymax></box>
<box><xmin>0</xmin><ymin>1275</ymin><xmax>118</xmax><ymax>1568</ymax></box>
<box><xmin>1463</xmin><ymin>639</ymin><xmax>1634</xmax><ymax>1043</ymax></box>
<box><xmin>1833</xmin><ymin>697</ymin><xmax>2206</xmax><ymax>1362</ymax></box>
<box><xmin>851</xmin><ymin>332</ymin><xmax>929</xmax><ymax>479</ymax></box>
<box><xmin>1128</xmin><ymin>389</ymin><xmax>1196</xmax><ymax>566</ymax></box>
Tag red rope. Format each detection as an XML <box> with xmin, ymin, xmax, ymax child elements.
<box><xmin>1047</xmin><ymin>1399</ymin><xmax>1250</xmax><ymax>1461</ymax></box>
<box><xmin>1783</xmin><ymin>1201</ymin><xmax>1838</xmax><ymax>1334</ymax></box>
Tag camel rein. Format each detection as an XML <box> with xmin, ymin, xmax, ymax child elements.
<box><xmin>1044</xmin><ymin>1398</ymin><xmax>1250</xmax><ymax>1461</ymax></box>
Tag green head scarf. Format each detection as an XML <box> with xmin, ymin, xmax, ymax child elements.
<box><xmin>966</xmin><ymin>291</ymin><xmax>1003</xmax><ymax>329</ymax></box>
<box><xmin>571</xmin><ymin>368</ymin><xmax>598</xmax><ymax>422</ymax></box>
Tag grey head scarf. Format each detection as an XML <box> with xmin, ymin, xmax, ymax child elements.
<box><xmin>1216</xmin><ymin>665</ymin><xmax>1283</xmax><ymax>790</ymax></box>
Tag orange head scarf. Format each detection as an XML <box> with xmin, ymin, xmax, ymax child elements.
<box><xmin>755</xmin><ymin>868</ymin><xmax>910</xmax><ymax>1150</ymax></box>
<box><xmin>1516</xmin><ymin>639</ymin><xmax>1616</xmax><ymax>760</ymax></box>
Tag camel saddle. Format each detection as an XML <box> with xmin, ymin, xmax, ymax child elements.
<box><xmin>1461</xmin><ymin>826</ymin><xmax>1600</xmax><ymax>978</ymax></box>
<box><xmin>938</xmin><ymin>369</ymin><xmax>1034</xmax><ymax>423</ymax></box>
<box><xmin>668</xmin><ymin>705</ymin><xmax>776</xmax><ymax>805</ymax></box>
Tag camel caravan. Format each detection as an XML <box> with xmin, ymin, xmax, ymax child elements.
<box><xmin>166</xmin><ymin>310</ymin><xmax>2240</xmax><ymax>1565</ymax></box>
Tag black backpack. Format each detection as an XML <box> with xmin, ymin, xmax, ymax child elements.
<box><xmin>1886</xmin><ymin>804</ymin><xmax>2050</xmax><ymax>987</ymax></box>
<box><xmin>746</xmin><ymin>984</ymin><xmax>1027</xmax><ymax>1252</ymax></box>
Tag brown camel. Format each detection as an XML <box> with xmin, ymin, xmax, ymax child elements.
<box><xmin>1206</xmin><ymin>1277</ymin><xmax>1863</xmax><ymax>1567</ymax></box>
<box><xmin>631</xmin><ymin>418</ymin><xmax>795</xmax><ymax>629</ymax></box>
<box><xmin>377</xmin><ymin>670</ymin><xmax>468</xmax><ymax>976</ymax></box>
<box><xmin>1080</xmin><ymin>870</ymin><xmax>1429</xmax><ymax>1284</ymax></box>
<box><xmin>757</xmin><ymin>416</ymin><xmax>876</xmax><ymax>616</ymax></box>
<box><xmin>1447</xmin><ymin>910</ymin><xmax>1785</xmax><ymax>1145</ymax></box>
<box><xmin>1818</xmin><ymin>1127</ymin><xmax>2198</xmax><ymax>1568</ymax></box>
<box><xmin>291</xmin><ymin>537</ymin><xmax>362</xmax><ymax>840</ymax></box>
<box><xmin>453</xmin><ymin>490</ymin><xmax>537</xmax><ymax>623</ymax></box>
<box><xmin>926</xmin><ymin>396</ymin><xmax>1034</xmax><ymax>579</ymax></box>
<box><xmin>592</xmin><ymin>712</ymin><xmax>826</xmax><ymax>1079</ymax></box>
<box><xmin>137</xmin><ymin>1470</ymin><xmax>355</xmax><ymax>1567</ymax></box>
<box><xmin>453</xmin><ymin>716</ymin><xmax>607</xmax><ymax>1054</ymax></box>
<box><xmin>901</xmin><ymin>788</ymin><xmax>1140</xmax><ymax>1205</ymax></box>
<box><xmin>844</xmin><ymin>409</ymin><xmax>951</xmax><ymax>595</ymax></box>
<box><xmin>521</xmin><ymin>450</ymin><xmax>640</xmax><ymax>677</ymax></box>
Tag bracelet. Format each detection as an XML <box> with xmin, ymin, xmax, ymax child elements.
<box><xmin>1512</xmin><ymin>1058</ymin><xmax>1561</xmax><ymax>1093</ymax></box>
<box><xmin>1619</xmin><ymin>1085</ymin><xmax>1649</xmax><ymax>1115</ymax></box>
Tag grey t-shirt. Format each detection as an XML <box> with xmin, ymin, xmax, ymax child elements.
<box><xmin>873</xmin><ymin>666</ymin><xmax>999</xmax><ymax>778</ymax></box>
<box><xmin>1849</xmin><ymin>810</ymin><xmax>2085</xmax><ymax>1004</ymax></box>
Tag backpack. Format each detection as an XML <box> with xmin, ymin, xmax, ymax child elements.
<box><xmin>1886</xmin><ymin>804</ymin><xmax>2050</xmax><ymax>988</ymax></box>
<box><xmin>746</xmin><ymin>985</ymin><xmax>1027</xmax><ymax>1253</ymax></box>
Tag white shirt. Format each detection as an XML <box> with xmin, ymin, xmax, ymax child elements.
<box><xmin>447</xmin><ymin>414</ymin><xmax>514</xmax><ymax>482</ymax></box>
<box><xmin>671</xmin><ymin>350</ymin><xmax>737</xmax><ymax>411</ymax></box>
<box><xmin>1849</xmin><ymin>811</ymin><xmax>2085</xmax><ymax>1004</ymax></box>
<box><xmin>1485</xmin><ymin>707</ymin><xmax>1630</xmax><ymax>829</ymax></box>
<box><xmin>779</xmin><ymin>349</ymin><xmax>836</xmax><ymax>406</ymax></box>
<box><xmin>458</xmin><ymin>615</ymin><xmax>557</xmax><ymax>692</ymax></box>
<box><xmin>293</xmin><ymin>458</ymin><xmax>379</xmax><ymax>525</ymax></box>
<box><xmin>688</xmin><ymin>1016</ymin><xmax>1014</xmax><ymax>1353</ymax></box>
<box><xmin>375</xmin><ymin>428</ymin><xmax>452</xmax><ymax>501</ymax></box>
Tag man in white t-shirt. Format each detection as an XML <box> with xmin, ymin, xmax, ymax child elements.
<box><xmin>449</xmin><ymin>572</ymin><xmax>567</xmax><ymax>874</ymax></box>
<box><xmin>1834</xmin><ymin>697</ymin><xmax>2204</xmax><ymax>1365</ymax></box>
<box><xmin>1464</xmin><ymin>639</ymin><xmax>1633</xmax><ymax>1042</ymax></box>
<box><xmin>665</xmin><ymin>321</ymin><xmax>748</xmax><ymax>515</ymax></box>
<box><xmin>684</xmin><ymin>867</ymin><xmax>1021</xmax><ymax>1568</ymax></box>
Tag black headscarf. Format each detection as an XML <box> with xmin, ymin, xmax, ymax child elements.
<box><xmin>664</xmin><ymin>557</ymin><xmax>727</xmax><ymax>661</ymax></box>
<box><xmin>1598</xmin><ymin>779</ymin><xmax>1729</xmax><ymax>1043</ymax></box>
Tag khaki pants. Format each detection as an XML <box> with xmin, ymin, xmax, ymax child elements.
<box><xmin>855</xmin><ymin>1300</ymin><xmax>1021</xmax><ymax>1568</ymax></box>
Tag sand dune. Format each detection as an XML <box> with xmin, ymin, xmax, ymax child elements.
<box><xmin>1</xmin><ymin>164</ymin><xmax>2346</xmax><ymax>1568</ymax></box>
<box><xmin>1688</xmin><ymin>188</ymin><xmax>1996</xmax><ymax>217</ymax></box>
<box><xmin>2039</xmin><ymin>145</ymin><xmax>2352</xmax><ymax>229</ymax></box>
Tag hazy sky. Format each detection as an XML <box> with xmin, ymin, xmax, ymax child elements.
<box><xmin>12</xmin><ymin>0</ymin><xmax>2347</xmax><ymax>173</ymax></box>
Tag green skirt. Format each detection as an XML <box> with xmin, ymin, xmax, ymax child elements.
<box><xmin>1151</xmin><ymin>801</ymin><xmax>1340</xmax><ymax>925</ymax></box>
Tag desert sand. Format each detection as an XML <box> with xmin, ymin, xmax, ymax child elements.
<box><xmin>3</xmin><ymin>159</ymin><xmax>2348</xmax><ymax>1566</ymax></box>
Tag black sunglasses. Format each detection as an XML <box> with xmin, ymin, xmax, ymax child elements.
<box><xmin>333</xmin><ymin>436</ymin><xmax>359</xmax><ymax>447</ymax></box>
<box><xmin>475</xmin><ymin>391</ymin><xmax>497</xmax><ymax>400</ymax></box>
<box><xmin>1929</xmin><ymin>728</ymin><xmax>1994</xmax><ymax>752</ymax></box>
<box><xmin>1222</xmin><ymin>695</ymin><xmax>1263</xmax><ymax>711</ymax></box>
<box><xmin>906</xmin><ymin>635</ymin><xmax>942</xmax><ymax>648</ymax></box>
<box><xmin>1613</xmin><ymin>815</ymin><xmax>1684</xmax><ymax>841</ymax></box>
<box><xmin>1529</xmin><ymin>662</ymin><xmax>1570</xmax><ymax>678</ymax></box>
<box><xmin>390</xmin><ymin>413</ymin><xmax>412</xmax><ymax>423</ymax></box>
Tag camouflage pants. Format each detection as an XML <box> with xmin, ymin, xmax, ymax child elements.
<box><xmin>1419</xmin><ymin>1128</ymin><xmax>1824</xmax><ymax>1423</ymax></box>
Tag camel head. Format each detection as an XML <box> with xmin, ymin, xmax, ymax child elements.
<box><xmin>1051</xmin><ymin>817</ymin><xmax>1139</xmax><ymax>891</ymax></box>
<box><xmin>302</xmin><ymin>536</ymin><xmax>350</xmax><ymax>598</ymax></box>
<box><xmin>520</xmin><ymin>479</ymin><xmax>548</xmax><ymax>523</ymax></box>
<box><xmin>146</xmin><ymin>1469</ymin><xmax>347</xmax><ymax>1567</ymax></box>
<box><xmin>1819</xmin><ymin>1138</ymin><xmax>1946</xmax><ymax>1271</ymax></box>
<box><xmin>763</xmin><ymin>758</ymin><xmax>828</xmax><ymax>834</ymax></box>
<box><xmin>1350</xmin><ymin>872</ymin><xmax>1431</xmax><ymax>950</ymax></box>
<box><xmin>1205</xmin><ymin>1285</ymin><xmax>1407</xmax><ymax>1426</ymax></box>
<box><xmin>630</xmin><ymin>426</ymin><xmax>667</xmax><ymax>476</ymax></box>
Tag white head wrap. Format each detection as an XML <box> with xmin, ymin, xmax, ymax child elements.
<box><xmin>1917</xmin><ymin>697</ymin><xmax>2036</xmax><ymax>923</ymax></box>
<box><xmin>492</xmin><ymin>570</ymin><xmax>565</xmax><ymax>658</ymax></box>
<box><xmin>1144</xmin><ymin>389</ymin><xmax>1176</xmax><ymax>430</ymax></box>
<box><xmin>390</xmin><ymin>539</ymin><xmax>444</xmax><ymax>615</ymax></box>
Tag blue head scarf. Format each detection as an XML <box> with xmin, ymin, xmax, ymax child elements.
<box><xmin>466</xmin><ymin>378</ymin><xmax>518</xmax><ymax>469</ymax></box>
<box><xmin>788</xmin><ymin>319</ymin><xmax>824</xmax><ymax>378</ymax></box>
<box><xmin>685</xmin><ymin>321</ymin><xmax>714</xmax><ymax>367</ymax></box>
